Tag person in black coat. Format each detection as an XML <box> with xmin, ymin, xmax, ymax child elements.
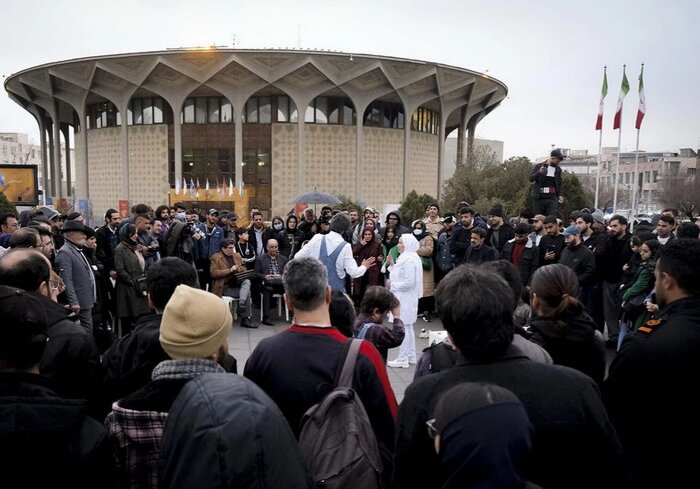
<box><xmin>159</xmin><ymin>373</ymin><xmax>313</xmax><ymax>489</ymax></box>
<box><xmin>529</xmin><ymin>149</ymin><xmax>564</xmax><ymax>217</ymax></box>
<box><xmin>394</xmin><ymin>266</ymin><xmax>627</xmax><ymax>489</ymax></box>
<box><xmin>485</xmin><ymin>205</ymin><xmax>515</xmax><ymax>253</ymax></box>
<box><xmin>0</xmin><ymin>285</ymin><xmax>110</xmax><ymax>488</ymax></box>
<box><xmin>0</xmin><ymin>249</ymin><xmax>101</xmax><ymax>405</ymax></box>
<box><xmin>462</xmin><ymin>227</ymin><xmax>497</xmax><ymax>265</ymax></box>
<box><xmin>604</xmin><ymin>240</ymin><xmax>700</xmax><ymax>489</ymax></box>
<box><xmin>501</xmin><ymin>223</ymin><xmax>540</xmax><ymax>286</ymax></box>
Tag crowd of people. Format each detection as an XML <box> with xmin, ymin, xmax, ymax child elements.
<box><xmin>1</xmin><ymin>177</ymin><xmax>700</xmax><ymax>488</ymax></box>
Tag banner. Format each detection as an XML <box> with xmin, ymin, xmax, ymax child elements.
<box><xmin>0</xmin><ymin>164</ymin><xmax>39</xmax><ymax>205</ymax></box>
<box><xmin>118</xmin><ymin>200</ymin><xmax>129</xmax><ymax>219</ymax></box>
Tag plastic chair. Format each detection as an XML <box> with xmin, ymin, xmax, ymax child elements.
<box><xmin>260</xmin><ymin>292</ymin><xmax>289</xmax><ymax>322</ymax></box>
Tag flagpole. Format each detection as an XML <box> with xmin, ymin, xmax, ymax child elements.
<box><xmin>595</xmin><ymin>128</ymin><xmax>603</xmax><ymax>209</ymax></box>
<box><xmin>631</xmin><ymin>128</ymin><xmax>640</xmax><ymax>231</ymax></box>
<box><xmin>612</xmin><ymin>64</ymin><xmax>628</xmax><ymax>215</ymax></box>
<box><xmin>594</xmin><ymin>66</ymin><xmax>607</xmax><ymax>210</ymax></box>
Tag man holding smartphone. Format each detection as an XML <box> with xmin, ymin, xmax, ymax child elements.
<box><xmin>529</xmin><ymin>149</ymin><xmax>565</xmax><ymax>217</ymax></box>
<box><xmin>538</xmin><ymin>215</ymin><xmax>565</xmax><ymax>264</ymax></box>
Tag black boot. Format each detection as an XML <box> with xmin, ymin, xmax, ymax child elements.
<box><xmin>240</xmin><ymin>316</ymin><xmax>258</xmax><ymax>329</ymax></box>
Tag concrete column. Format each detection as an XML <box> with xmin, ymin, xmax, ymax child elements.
<box><xmin>52</xmin><ymin>117</ymin><xmax>63</xmax><ymax>199</ymax></box>
<box><xmin>355</xmin><ymin>103</ymin><xmax>366</xmax><ymax>204</ymax></box>
<box><xmin>234</xmin><ymin>106</ymin><xmax>243</xmax><ymax>189</ymax></box>
<box><xmin>466</xmin><ymin>116</ymin><xmax>478</xmax><ymax>166</ymax></box>
<box><xmin>297</xmin><ymin>108</ymin><xmax>306</xmax><ymax>194</ymax></box>
<box><xmin>120</xmin><ymin>105</ymin><xmax>130</xmax><ymax>202</ymax></box>
<box><xmin>38</xmin><ymin>116</ymin><xmax>49</xmax><ymax>202</ymax></box>
<box><xmin>403</xmin><ymin>119</ymin><xmax>411</xmax><ymax>197</ymax></box>
<box><xmin>77</xmin><ymin>112</ymin><xmax>89</xmax><ymax>200</ymax></box>
<box><xmin>61</xmin><ymin>124</ymin><xmax>72</xmax><ymax>197</ymax></box>
<box><xmin>437</xmin><ymin>107</ymin><xmax>446</xmax><ymax>200</ymax></box>
<box><xmin>173</xmin><ymin>104</ymin><xmax>183</xmax><ymax>192</ymax></box>
<box><xmin>47</xmin><ymin>120</ymin><xmax>56</xmax><ymax>197</ymax></box>
<box><xmin>456</xmin><ymin>106</ymin><xmax>467</xmax><ymax>166</ymax></box>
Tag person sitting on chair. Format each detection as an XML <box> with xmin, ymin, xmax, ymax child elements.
<box><xmin>210</xmin><ymin>239</ymin><xmax>257</xmax><ymax>329</ymax></box>
<box><xmin>254</xmin><ymin>239</ymin><xmax>289</xmax><ymax>326</ymax></box>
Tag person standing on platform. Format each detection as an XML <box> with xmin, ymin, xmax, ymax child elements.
<box><xmin>529</xmin><ymin>149</ymin><xmax>565</xmax><ymax>217</ymax></box>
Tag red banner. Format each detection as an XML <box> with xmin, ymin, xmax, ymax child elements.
<box><xmin>118</xmin><ymin>200</ymin><xmax>129</xmax><ymax>219</ymax></box>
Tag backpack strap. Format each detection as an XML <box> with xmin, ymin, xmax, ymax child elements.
<box><xmin>334</xmin><ymin>338</ymin><xmax>363</xmax><ymax>388</ymax></box>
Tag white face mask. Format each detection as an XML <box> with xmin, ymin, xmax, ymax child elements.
<box><xmin>273</xmin><ymin>223</ymin><xmax>283</xmax><ymax>231</ymax></box>
<box><xmin>413</xmin><ymin>229</ymin><xmax>422</xmax><ymax>236</ymax></box>
<box><xmin>177</xmin><ymin>212</ymin><xmax>186</xmax><ymax>220</ymax></box>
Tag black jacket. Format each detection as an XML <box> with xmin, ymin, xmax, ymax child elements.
<box><xmin>0</xmin><ymin>372</ymin><xmax>111</xmax><ymax>488</ymax></box>
<box><xmin>38</xmin><ymin>293</ymin><xmax>101</xmax><ymax>403</ymax></box>
<box><xmin>101</xmin><ymin>313</ymin><xmax>168</xmax><ymax>411</ymax></box>
<box><xmin>595</xmin><ymin>232</ymin><xmax>633</xmax><ymax>283</ymax></box>
<box><xmin>501</xmin><ymin>238</ymin><xmax>540</xmax><ymax>285</ymax></box>
<box><xmin>394</xmin><ymin>354</ymin><xmax>627</xmax><ymax>489</ymax></box>
<box><xmin>529</xmin><ymin>312</ymin><xmax>606</xmax><ymax>384</ymax></box>
<box><xmin>159</xmin><ymin>373</ymin><xmax>314</xmax><ymax>489</ymax></box>
<box><xmin>486</xmin><ymin>222</ymin><xmax>515</xmax><ymax>253</ymax></box>
<box><xmin>559</xmin><ymin>244</ymin><xmax>597</xmax><ymax>288</ymax></box>
<box><xmin>463</xmin><ymin>244</ymin><xmax>498</xmax><ymax>265</ymax></box>
<box><xmin>529</xmin><ymin>162</ymin><xmax>563</xmax><ymax>199</ymax></box>
<box><xmin>449</xmin><ymin>224</ymin><xmax>473</xmax><ymax>265</ymax></box>
<box><xmin>538</xmin><ymin>234</ymin><xmax>566</xmax><ymax>264</ymax></box>
<box><xmin>604</xmin><ymin>298</ymin><xmax>700</xmax><ymax>489</ymax></box>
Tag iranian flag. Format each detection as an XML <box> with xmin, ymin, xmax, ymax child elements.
<box><xmin>635</xmin><ymin>64</ymin><xmax>646</xmax><ymax>129</ymax></box>
<box><xmin>595</xmin><ymin>67</ymin><xmax>608</xmax><ymax>130</ymax></box>
<box><xmin>613</xmin><ymin>67</ymin><xmax>630</xmax><ymax>130</ymax></box>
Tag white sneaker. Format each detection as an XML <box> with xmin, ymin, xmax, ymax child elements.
<box><xmin>387</xmin><ymin>358</ymin><xmax>409</xmax><ymax>368</ymax></box>
<box><xmin>418</xmin><ymin>328</ymin><xmax>429</xmax><ymax>339</ymax></box>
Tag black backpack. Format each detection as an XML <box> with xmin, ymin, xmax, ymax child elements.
<box><xmin>298</xmin><ymin>339</ymin><xmax>384</xmax><ymax>488</ymax></box>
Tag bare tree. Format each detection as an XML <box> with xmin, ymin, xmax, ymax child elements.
<box><xmin>659</xmin><ymin>175</ymin><xmax>700</xmax><ymax>219</ymax></box>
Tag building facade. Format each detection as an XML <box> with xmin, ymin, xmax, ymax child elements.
<box><xmin>4</xmin><ymin>49</ymin><xmax>507</xmax><ymax>218</ymax></box>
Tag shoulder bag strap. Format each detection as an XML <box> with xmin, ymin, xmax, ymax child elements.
<box><xmin>334</xmin><ymin>338</ymin><xmax>363</xmax><ymax>388</ymax></box>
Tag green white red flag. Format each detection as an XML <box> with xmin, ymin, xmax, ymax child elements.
<box><xmin>595</xmin><ymin>67</ymin><xmax>608</xmax><ymax>130</ymax></box>
<box><xmin>613</xmin><ymin>66</ymin><xmax>630</xmax><ymax>130</ymax></box>
<box><xmin>635</xmin><ymin>64</ymin><xmax>646</xmax><ymax>130</ymax></box>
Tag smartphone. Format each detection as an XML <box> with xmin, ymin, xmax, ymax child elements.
<box><xmin>546</xmin><ymin>244</ymin><xmax>556</xmax><ymax>253</ymax></box>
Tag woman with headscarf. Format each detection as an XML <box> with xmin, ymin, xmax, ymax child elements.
<box><xmin>621</xmin><ymin>239</ymin><xmax>661</xmax><ymax>332</ymax></box>
<box><xmin>113</xmin><ymin>223</ymin><xmax>150</xmax><ymax>335</ymax></box>
<box><xmin>352</xmin><ymin>226</ymin><xmax>384</xmax><ymax>304</ymax></box>
<box><xmin>429</xmin><ymin>382</ymin><xmax>537</xmax><ymax>489</ymax></box>
<box><xmin>386</xmin><ymin>233</ymin><xmax>423</xmax><ymax>368</ymax></box>
<box><xmin>380</xmin><ymin>225</ymin><xmax>400</xmax><ymax>279</ymax></box>
<box><xmin>278</xmin><ymin>214</ymin><xmax>303</xmax><ymax>259</ymax></box>
<box><xmin>412</xmin><ymin>219</ymin><xmax>436</xmax><ymax>321</ymax></box>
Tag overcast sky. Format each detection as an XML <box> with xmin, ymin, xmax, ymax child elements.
<box><xmin>1</xmin><ymin>0</ymin><xmax>698</xmax><ymax>160</ymax></box>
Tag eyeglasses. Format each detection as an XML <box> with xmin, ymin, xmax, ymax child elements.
<box><xmin>426</xmin><ymin>418</ymin><xmax>439</xmax><ymax>439</ymax></box>
<box><xmin>49</xmin><ymin>280</ymin><xmax>61</xmax><ymax>290</ymax></box>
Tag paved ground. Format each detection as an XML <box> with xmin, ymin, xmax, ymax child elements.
<box><xmin>227</xmin><ymin>310</ymin><xmax>440</xmax><ymax>403</ymax></box>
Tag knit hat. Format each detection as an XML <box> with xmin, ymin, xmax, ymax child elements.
<box><xmin>160</xmin><ymin>285</ymin><xmax>232</xmax><ymax>359</ymax></box>
<box><xmin>591</xmin><ymin>209</ymin><xmax>605</xmax><ymax>225</ymax></box>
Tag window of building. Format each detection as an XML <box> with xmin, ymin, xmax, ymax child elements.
<box><xmin>259</xmin><ymin>97</ymin><xmax>271</xmax><ymax>123</ymax></box>
<box><xmin>195</xmin><ymin>98</ymin><xmax>207</xmax><ymax>124</ymax></box>
<box><xmin>183</xmin><ymin>99</ymin><xmax>195</xmax><ymax>123</ymax></box>
<box><xmin>277</xmin><ymin>96</ymin><xmax>289</xmax><ymax>122</ymax></box>
<box><xmin>208</xmin><ymin>97</ymin><xmax>220</xmax><ymax>123</ymax></box>
<box><xmin>154</xmin><ymin>98</ymin><xmax>164</xmax><ymax>124</ymax></box>
<box><xmin>315</xmin><ymin>97</ymin><xmax>328</xmax><ymax>124</ymax></box>
<box><xmin>245</xmin><ymin>98</ymin><xmax>258</xmax><ymax>123</ymax></box>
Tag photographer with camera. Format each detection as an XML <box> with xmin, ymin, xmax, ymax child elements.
<box><xmin>529</xmin><ymin>148</ymin><xmax>565</xmax><ymax>217</ymax></box>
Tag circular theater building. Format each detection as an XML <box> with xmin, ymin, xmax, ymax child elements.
<box><xmin>4</xmin><ymin>49</ymin><xmax>507</xmax><ymax>219</ymax></box>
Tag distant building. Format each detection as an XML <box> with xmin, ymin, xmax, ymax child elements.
<box><xmin>0</xmin><ymin>132</ymin><xmax>73</xmax><ymax>197</ymax></box>
<box><xmin>442</xmin><ymin>137</ymin><xmax>504</xmax><ymax>186</ymax></box>
<box><xmin>4</xmin><ymin>49</ymin><xmax>508</xmax><ymax>219</ymax></box>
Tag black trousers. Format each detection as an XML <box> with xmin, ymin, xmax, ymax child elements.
<box><xmin>533</xmin><ymin>198</ymin><xmax>559</xmax><ymax>218</ymax></box>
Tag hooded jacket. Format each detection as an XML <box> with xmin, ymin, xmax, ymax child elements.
<box><xmin>529</xmin><ymin>312</ymin><xmax>606</xmax><ymax>384</ymax></box>
<box><xmin>0</xmin><ymin>372</ymin><xmax>110</xmax><ymax>488</ymax></box>
<box><xmin>383</xmin><ymin>210</ymin><xmax>410</xmax><ymax>237</ymax></box>
<box><xmin>159</xmin><ymin>373</ymin><xmax>314</xmax><ymax>489</ymax></box>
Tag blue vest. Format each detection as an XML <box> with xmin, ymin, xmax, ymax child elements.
<box><xmin>319</xmin><ymin>236</ymin><xmax>347</xmax><ymax>291</ymax></box>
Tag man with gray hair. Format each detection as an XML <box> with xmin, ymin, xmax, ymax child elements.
<box><xmin>244</xmin><ymin>256</ymin><xmax>397</xmax><ymax>482</ymax></box>
<box><xmin>295</xmin><ymin>213</ymin><xmax>376</xmax><ymax>291</ymax></box>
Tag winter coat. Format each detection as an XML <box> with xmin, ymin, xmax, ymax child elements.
<box><xmin>0</xmin><ymin>372</ymin><xmax>110</xmax><ymax>488</ymax></box>
<box><xmin>38</xmin><ymin>293</ymin><xmax>101</xmax><ymax>402</ymax></box>
<box><xmin>529</xmin><ymin>312</ymin><xmax>606</xmax><ymax>384</ymax></box>
<box><xmin>501</xmin><ymin>238</ymin><xmax>539</xmax><ymax>285</ymax></box>
<box><xmin>114</xmin><ymin>242</ymin><xmax>150</xmax><ymax>318</ymax></box>
<box><xmin>159</xmin><ymin>373</ymin><xmax>314</xmax><ymax>489</ymax></box>
<box><xmin>209</xmin><ymin>251</ymin><xmax>244</xmax><ymax>297</ymax></box>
